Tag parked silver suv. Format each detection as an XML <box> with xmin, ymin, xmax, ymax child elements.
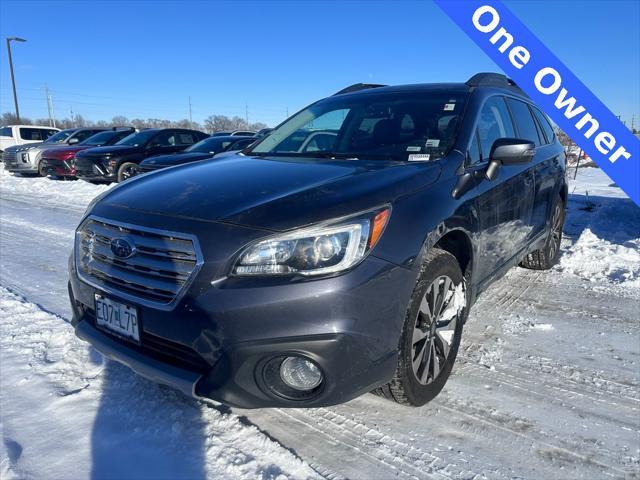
<box><xmin>3</xmin><ymin>127</ymin><xmax>106</xmax><ymax>176</ymax></box>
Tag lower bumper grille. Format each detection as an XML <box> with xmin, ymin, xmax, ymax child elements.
<box><xmin>83</xmin><ymin>308</ymin><xmax>210</xmax><ymax>374</ymax></box>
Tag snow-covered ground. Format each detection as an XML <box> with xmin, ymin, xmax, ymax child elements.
<box><xmin>1</xmin><ymin>167</ymin><xmax>638</xmax><ymax>479</ymax></box>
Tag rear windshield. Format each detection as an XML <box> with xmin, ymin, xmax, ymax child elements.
<box><xmin>249</xmin><ymin>90</ymin><xmax>468</xmax><ymax>161</ymax></box>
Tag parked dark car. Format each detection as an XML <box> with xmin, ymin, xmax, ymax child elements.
<box><xmin>3</xmin><ymin>127</ymin><xmax>109</xmax><ymax>176</ymax></box>
<box><xmin>136</xmin><ymin>135</ymin><xmax>256</xmax><ymax>174</ymax></box>
<box><xmin>69</xmin><ymin>73</ymin><xmax>566</xmax><ymax>409</ymax></box>
<box><xmin>74</xmin><ymin>128</ymin><xmax>208</xmax><ymax>182</ymax></box>
<box><xmin>40</xmin><ymin>128</ymin><xmax>136</xmax><ymax>179</ymax></box>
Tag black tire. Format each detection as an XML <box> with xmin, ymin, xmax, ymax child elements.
<box><xmin>373</xmin><ymin>248</ymin><xmax>468</xmax><ymax>406</ymax></box>
<box><xmin>38</xmin><ymin>161</ymin><xmax>48</xmax><ymax>177</ymax></box>
<box><xmin>520</xmin><ymin>195</ymin><xmax>565</xmax><ymax>270</ymax></box>
<box><xmin>116</xmin><ymin>162</ymin><xmax>139</xmax><ymax>182</ymax></box>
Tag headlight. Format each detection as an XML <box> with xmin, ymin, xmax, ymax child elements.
<box><xmin>232</xmin><ymin>207</ymin><xmax>390</xmax><ymax>276</ymax></box>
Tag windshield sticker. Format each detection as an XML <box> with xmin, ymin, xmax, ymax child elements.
<box><xmin>406</xmin><ymin>145</ymin><xmax>422</xmax><ymax>152</ymax></box>
<box><xmin>408</xmin><ymin>154</ymin><xmax>431</xmax><ymax>162</ymax></box>
<box><xmin>444</xmin><ymin>103</ymin><xmax>456</xmax><ymax>111</ymax></box>
<box><xmin>425</xmin><ymin>139</ymin><xmax>440</xmax><ymax>148</ymax></box>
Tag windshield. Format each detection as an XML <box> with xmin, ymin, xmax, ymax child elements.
<box><xmin>80</xmin><ymin>130</ymin><xmax>123</xmax><ymax>146</ymax></box>
<box><xmin>44</xmin><ymin>130</ymin><xmax>74</xmax><ymax>144</ymax></box>
<box><xmin>185</xmin><ymin>137</ymin><xmax>232</xmax><ymax>153</ymax></box>
<box><xmin>116</xmin><ymin>130</ymin><xmax>157</xmax><ymax>147</ymax></box>
<box><xmin>249</xmin><ymin>90</ymin><xmax>468</xmax><ymax>161</ymax></box>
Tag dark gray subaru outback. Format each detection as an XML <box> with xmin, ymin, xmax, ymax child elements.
<box><xmin>69</xmin><ymin>73</ymin><xmax>567</xmax><ymax>408</ymax></box>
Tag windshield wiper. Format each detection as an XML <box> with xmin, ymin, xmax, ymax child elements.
<box><xmin>305</xmin><ymin>152</ymin><xmax>360</xmax><ymax>160</ymax></box>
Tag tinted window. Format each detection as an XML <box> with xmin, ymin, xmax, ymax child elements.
<box><xmin>44</xmin><ymin>130</ymin><xmax>75</xmax><ymax>143</ymax></box>
<box><xmin>19</xmin><ymin>128</ymin><xmax>58</xmax><ymax>141</ymax></box>
<box><xmin>72</xmin><ymin>129</ymin><xmax>103</xmax><ymax>143</ymax></box>
<box><xmin>477</xmin><ymin>96</ymin><xmax>515</xmax><ymax>161</ymax></box>
<box><xmin>176</xmin><ymin>132</ymin><xmax>196</xmax><ymax>145</ymax></box>
<box><xmin>250</xmin><ymin>92</ymin><xmax>468</xmax><ymax>161</ymax></box>
<box><xmin>506</xmin><ymin>98</ymin><xmax>541</xmax><ymax>146</ymax></box>
<box><xmin>80</xmin><ymin>130</ymin><xmax>131</xmax><ymax>146</ymax></box>
<box><xmin>0</xmin><ymin>127</ymin><xmax>12</xmax><ymax>137</ymax></box>
<box><xmin>531</xmin><ymin>107</ymin><xmax>555</xmax><ymax>144</ymax></box>
<box><xmin>116</xmin><ymin>130</ymin><xmax>158</xmax><ymax>146</ymax></box>
<box><xmin>150</xmin><ymin>131</ymin><xmax>176</xmax><ymax>147</ymax></box>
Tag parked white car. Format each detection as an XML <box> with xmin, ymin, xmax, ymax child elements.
<box><xmin>0</xmin><ymin>125</ymin><xmax>60</xmax><ymax>161</ymax></box>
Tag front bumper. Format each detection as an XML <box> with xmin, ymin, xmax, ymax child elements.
<box><xmin>69</xmin><ymin>229</ymin><xmax>415</xmax><ymax>408</ymax></box>
<box><xmin>3</xmin><ymin>150</ymin><xmax>38</xmax><ymax>172</ymax></box>
<box><xmin>75</xmin><ymin>157</ymin><xmax>116</xmax><ymax>182</ymax></box>
<box><xmin>41</xmin><ymin>158</ymin><xmax>76</xmax><ymax>177</ymax></box>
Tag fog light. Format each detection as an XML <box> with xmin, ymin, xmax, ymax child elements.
<box><xmin>279</xmin><ymin>356</ymin><xmax>323</xmax><ymax>391</ymax></box>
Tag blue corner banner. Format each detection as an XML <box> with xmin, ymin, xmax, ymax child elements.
<box><xmin>434</xmin><ymin>0</ymin><xmax>640</xmax><ymax>206</ymax></box>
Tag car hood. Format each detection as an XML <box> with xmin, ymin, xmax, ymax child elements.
<box><xmin>42</xmin><ymin>145</ymin><xmax>90</xmax><ymax>154</ymax></box>
<box><xmin>79</xmin><ymin>145</ymin><xmax>142</xmax><ymax>157</ymax></box>
<box><xmin>93</xmin><ymin>154</ymin><xmax>442</xmax><ymax>231</ymax></box>
<box><xmin>141</xmin><ymin>152</ymin><xmax>213</xmax><ymax>167</ymax></box>
<box><xmin>6</xmin><ymin>142</ymin><xmax>44</xmax><ymax>153</ymax></box>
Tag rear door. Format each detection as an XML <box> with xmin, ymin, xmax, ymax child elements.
<box><xmin>505</xmin><ymin>98</ymin><xmax>554</xmax><ymax>240</ymax></box>
<box><xmin>469</xmin><ymin>96</ymin><xmax>535</xmax><ymax>281</ymax></box>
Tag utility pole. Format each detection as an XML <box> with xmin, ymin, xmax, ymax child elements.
<box><xmin>245</xmin><ymin>103</ymin><xmax>249</xmax><ymax>125</ymax></box>
<box><xmin>44</xmin><ymin>84</ymin><xmax>53</xmax><ymax>127</ymax></box>
<box><xmin>70</xmin><ymin>105</ymin><xmax>74</xmax><ymax>126</ymax></box>
<box><xmin>49</xmin><ymin>93</ymin><xmax>56</xmax><ymax>128</ymax></box>
<box><xmin>6</xmin><ymin>36</ymin><xmax>27</xmax><ymax>122</ymax></box>
<box><xmin>188</xmin><ymin>96</ymin><xmax>193</xmax><ymax>128</ymax></box>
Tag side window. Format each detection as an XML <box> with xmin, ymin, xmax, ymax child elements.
<box><xmin>19</xmin><ymin>128</ymin><xmax>46</xmax><ymax>141</ymax></box>
<box><xmin>531</xmin><ymin>107</ymin><xmax>555</xmax><ymax>144</ymax></box>
<box><xmin>1</xmin><ymin>127</ymin><xmax>12</xmax><ymax>137</ymax></box>
<box><xmin>152</xmin><ymin>131</ymin><xmax>177</xmax><ymax>146</ymax></box>
<box><xmin>506</xmin><ymin>98</ymin><xmax>542</xmax><ymax>146</ymax></box>
<box><xmin>176</xmin><ymin>132</ymin><xmax>196</xmax><ymax>145</ymax></box>
<box><xmin>477</xmin><ymin>96</ymin><xmax>515</xmax><ymax>161</ymax></box>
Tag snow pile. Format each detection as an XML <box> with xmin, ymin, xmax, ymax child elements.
<box><xmin>0</xmin><ymin>168</ymin><xmax>112</xmax><ymax>211</ymax></box>
<box><xmin>0</xmin><ymin>287</ymin><xmax>320</xmax><ymax>480</ymax></box>
<box><xmin>561</xmin><ymin>168</ymin><xmax>640</xmax><ymax>290</ymax></box>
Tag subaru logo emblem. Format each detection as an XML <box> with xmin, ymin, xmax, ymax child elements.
<box><xmin>110</xmin><ymin>237</ymin><xmax>136</xmax><ymax>259</ymax></box>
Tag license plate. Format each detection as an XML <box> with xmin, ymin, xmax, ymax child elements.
<box><xmin>95</xmin><ymin>294</ymin><xmax>140</xmax><ymax>342</ymax></box>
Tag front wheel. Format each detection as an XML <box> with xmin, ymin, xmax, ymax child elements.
<box><xmin>373</xmin><ymin>248</ymin><xmax>467</xmax><ymax>406</ymax></box>
<box><xmin>116</xmin><ymin>162</ymin><xmax>139</xmax><ymax>182</ymax></box>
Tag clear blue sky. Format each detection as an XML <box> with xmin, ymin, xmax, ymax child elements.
<box><xmin>1</xmin><ymin>0</ymin><xmax>638</xmax><ymax>128</ymax></box>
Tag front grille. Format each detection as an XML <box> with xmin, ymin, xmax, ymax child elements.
<box><xmin>3</xmin><ymin>150</ymin><xmax>17</xmax><ymax>166</ymax></box>
<box><xmin>76</xmin><ymin>216</ymin><xmax>202</xmax><ymax>308</ymax></box>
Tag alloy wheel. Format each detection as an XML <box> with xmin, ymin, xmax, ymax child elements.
<box><xmin>411</xmin><ymin>275</ymin><xmax>459</xmax><ymax>385</ymax></box>
<box><xmin>548</xmin><ymin>203</ymin><xmax>563</xmax><ymax>260</ymax></box>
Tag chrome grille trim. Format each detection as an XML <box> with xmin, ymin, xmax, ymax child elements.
<box><xmin>75</xmin><ymin>215</ymin><xmax>203</xmax><ymax>310</ymax></box>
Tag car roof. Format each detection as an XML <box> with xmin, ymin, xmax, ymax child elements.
<box><xmin>334</xmin><ymin>74</ymin><xmax>528</xmax><ymax>100</ymax></box>
<box><xmin>2</xmin><ymin>125</ymin><xmax>60</xmax><ymax>129</ymax></box>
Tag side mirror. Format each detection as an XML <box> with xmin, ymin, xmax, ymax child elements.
<box><xmin>68</xmin><ymin>137</ymin><xmax>79</xmax><ymax>145</ymax></box>
<box><xmin>485</xmin><ymin>138</ymin><xmax>535</xmax><ymax>180</ymax></box>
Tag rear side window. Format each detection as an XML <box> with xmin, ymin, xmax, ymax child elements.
<box><xmin>19</xmin><ymin>128</ymin><xmax>55</xmax><ymax>141</ymax></box>
<box><xmin>506</xmin><ymin>98</ymin><xmax>542</xmax><ymax>146</ymax></box>
<box><xmin>0</xmin><ymin>127</ymin><xmax>11</xmax><ymax>137</ymax></box>
<box><xmin>177</xmin><ymin>133</ymin><xmax>196</xmax><ymax>145</ymax></box>
<box><xmin>477</xmin><ymin>96</ymin><xmax>515</xmax><ymax>161</ymax></box>
<box><xmin>531</xmin><ymin>107</ymin><xmax>555</xmax><ymax>144</ymax></box>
